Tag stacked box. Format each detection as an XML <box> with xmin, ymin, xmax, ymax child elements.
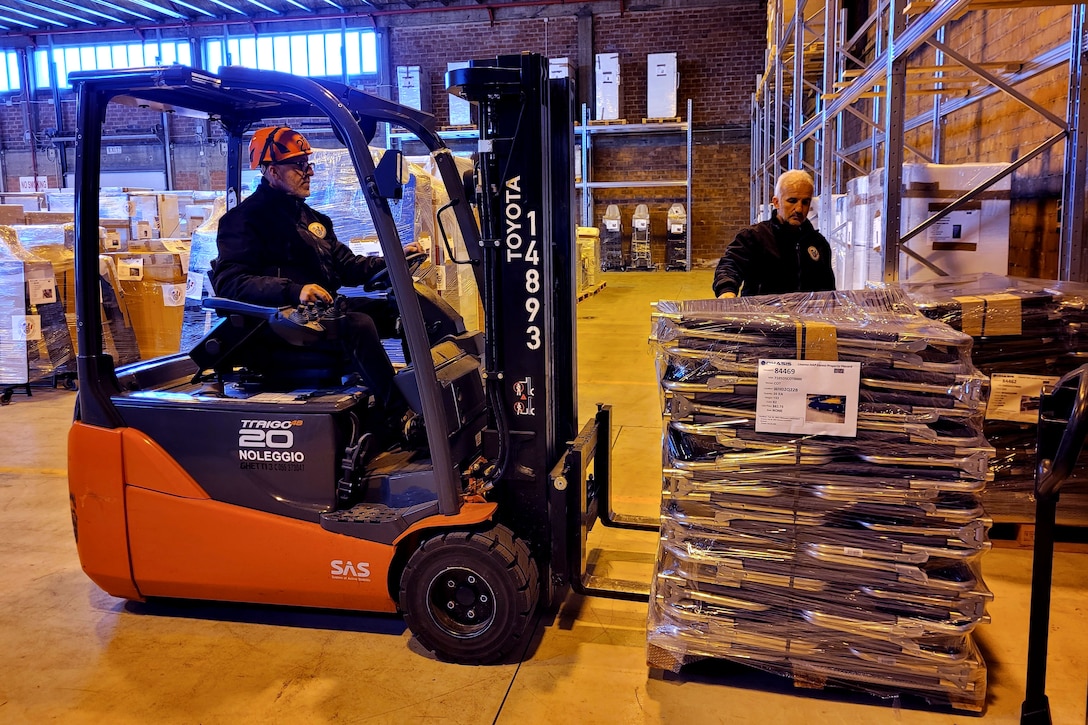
<box><xmin>406</xmin><ymin>153</ymin><xmax>481</xmax><ymax>331</ymax></box>
<box><xmin>810</xmin><ymin>194</ymin><xmax>849</xmax><ymax>288</ymax></box>
<box><xmin>549</xmin><ymin>57</ymin><xmax>574</xmax><ymax>80</ymax></box>
<box><xmin>647</xmin><ymin>289</ymin><xmax>992</xmax><ymax>712</ymax></box>
<box><xmin>308</xmin><ymin>148</ymin><xmax>420</xmax><ymax>247</ymax></box>
<box><xmin>11</xmin><ymin>225</ymin><xmax>73</xmax><ymax>312</ymax></box>
<box><xmin>127</xmin><ymin>192</ymin><xmax>184</xmax><ymax>239</ymax></box>
<box><xmin>576</xmin><ymin>226</ymin><xmax>600</xmax><ymax>291</ymax></box>
<box><xmin>862</xmin><ymin>164</ymin><xmax>1011</xmax><ymax>285</ymax></box>
<box><xmin>844</xmin><ymin>175</ymin><xmax>880</xmax><ymax>290</ymax></box>
<box><xmin>647</xmin><ymin>52</ymin><xmax>678</xmax><ymax>120</ymax></box>
<box><xmin>595</xmin><ymin>53</ymin><xmax>621</xmax><ymax>121</ymax></box>
<box><xmin>1</xmin><ymin>193</ymin><xmax>44</xmax><ymax>212</ymax></box>
<box><xmin>180</xmin><ymin>198</ymin><xmax>227</xmax><ymax>354</ymax></box>
<box><xmin>0</xmin><ymin>227</ymin><xmax>74</xmax><ymax>385</ymax></box>
<box><xmin>903</xmin><ymin>273</ymin><xmax>1088</xmax><ymax>524</ymax></box>
<box><xmin>96</xmin><ymin>255</ymin><xmax>141</xmax><ymax>366</ymax></box>
<box><xmin>107</xmin><ymin>250</ymin><xmax>187</xmax><ymax>359</ymax></box>
<box><xmin>0</xmin><ymin>205</ymin><xmax>26</xmax><ymax>225</ymax></box>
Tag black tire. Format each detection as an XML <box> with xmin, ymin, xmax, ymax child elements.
<box><xmin>399</xmin><ymin>525</ymin><xmax>538</xmax><ymax>664</ymax></box>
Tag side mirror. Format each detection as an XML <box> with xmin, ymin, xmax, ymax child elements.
<box><xmin>375</xmin><ymin>148</ymin><xmax>405</xmax><ymax>200</ymax></box>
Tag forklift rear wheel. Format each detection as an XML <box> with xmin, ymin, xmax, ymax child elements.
<box><xmin>399</xmin><ymin>524</ymin><xmax>539</xmax><ymax>665</ymax></box>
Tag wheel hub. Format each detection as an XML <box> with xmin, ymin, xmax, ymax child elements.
<box><xmin>428</xmin><ymin>566</ymin><xmax>496</xmax><ymax>638</ymax></box>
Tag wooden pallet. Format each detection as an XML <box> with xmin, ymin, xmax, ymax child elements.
<box><xmin>642</xmin><ymin>116</ymin><xmax>681</xmax><ymax>124</ymax></box>
<box><xmin>576</xmin><ymin>281</ymin><xmax>606</xmax><ymax>302</ymax></box>
<box><xmin>646</xmin><ymin>645</ymin><xmax>984</xmax><ymax>713</ymax></box>
<box><xmin>588</xmin><ymin>118</ymin><xmax>628</xmax><ymax>126</ymax></box>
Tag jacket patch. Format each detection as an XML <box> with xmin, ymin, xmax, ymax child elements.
<box><xmin>308</xmin><ymin>222</ymin><xmax>327</xmax><ymax>239</ymax></box>
<box><xmin>807</xmin><ymin>245</ymin><xmax>821</xmax><ymax>261</ymax></box>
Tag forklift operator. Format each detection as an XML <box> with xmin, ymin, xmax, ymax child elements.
<box><xmin>210</xmin><ymin>125</ymin><xmax>415</xmax><ymax>418</ymax></box>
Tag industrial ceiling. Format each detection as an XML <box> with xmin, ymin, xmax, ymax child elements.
<box><xmin>0</xmin><ymin>0</ymin><xmax>604</xmax><ymax>37</ymax></box>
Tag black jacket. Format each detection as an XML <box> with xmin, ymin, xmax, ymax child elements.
<box><xmin>210</xmin><ymin>181</ymin><xmax>386</xmax><ymax>306</ymax></box>
<box><xmin>712</xmin><ymin>210</ymin><xmax>836</xmax><ymax>298</ymax></box>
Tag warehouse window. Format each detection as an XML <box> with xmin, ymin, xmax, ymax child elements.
<box><xmin>204</xmin><ymin>30</ymin><xmax>378</xmax><ymax>79</ymax></box>
<box><xmin>0</xmin><ymin>50</ymin><xmax>20</xmax><ymax>93</ymax></box>
<box><xmin>31</xmin><ymin>41</ymin><xmax>192</xmax><ymax>89</ymax></box>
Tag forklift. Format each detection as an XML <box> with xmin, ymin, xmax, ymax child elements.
<box><xmin>68</xmin><ymin>54</ymin><xmax>653</xmax><ymax>666</ymax></box>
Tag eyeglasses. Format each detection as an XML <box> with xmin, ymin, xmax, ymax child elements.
<box><xmin>274</xmin><ymin>159</ymin><xmax>314</xmax><ymax>174</ymax></box>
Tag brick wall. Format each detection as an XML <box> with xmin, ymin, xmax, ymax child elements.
<box><xmin>391</xmin><ymin>18</ymin><xmax>578</xmax><ymax>124</ymax></box>
<box><xmin>0</xmin><ymin>2</ymin><xmax>763</xmax><ymax>272</ymax></box>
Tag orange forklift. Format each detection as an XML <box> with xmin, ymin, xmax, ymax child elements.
<box><xmin>68</xmin><ymin>55</ymin><xmax>652</xmax><ymax>665</ymax></box>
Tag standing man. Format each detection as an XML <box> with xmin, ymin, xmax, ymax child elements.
<box><xmin>211</xmin><ymin>126</ymin><xmax>406</xmax><ymax>415</ymax></box>
<box><xmin>712</xmin><ymin>169</ymin><xmax>835</xmax><ymax>298</ymax></box>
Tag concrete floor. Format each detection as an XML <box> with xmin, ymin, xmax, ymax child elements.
<box><xmin>1</xmin><ymin>270</ymin><xmax>1086</xmax><ymax>724</ymax></box>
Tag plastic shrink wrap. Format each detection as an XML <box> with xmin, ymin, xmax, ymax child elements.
<box><xmin>647</xmin><ymin>288</ymin><xmax>992</xmax><ymax>713</ymax></box>
<box><xmin>0</xmin><ymin>226</ymin><xmax>74</xmax><ymax>386</ymax></box>
<box><xmin>903</xmin><ymin>273</ymin><xmax>1088</xmax><ymax>524</ymax></box>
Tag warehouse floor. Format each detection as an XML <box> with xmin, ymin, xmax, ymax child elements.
<box><xmin>2</xmin><ymin>270</ymin><xmax>1086</xmax><ymax>724</ymax></box>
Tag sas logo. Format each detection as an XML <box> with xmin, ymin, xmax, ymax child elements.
<box><xmin>331</xmin><ymin>559</ymin><xmax>371</xmax><ymax>582</ymax></box>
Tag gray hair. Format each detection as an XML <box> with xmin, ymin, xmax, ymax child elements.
<box><xmin>775</xmin><ymin>169</ymin><xmax>815</xmax><ymax>198</ymax></box>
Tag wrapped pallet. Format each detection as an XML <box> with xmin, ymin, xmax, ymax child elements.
<box><xmin>576</xmin><ymin>226</ymin><xmax>600</xmax><ymax>292</ymax></box>
<box><xmin>902</xmin><ymin>273</ymin><xmax>1088</xmax><ymax>524</ymax></box>
<box><xmin>106</xmin><ymin>250</ymin><xmax>187</xmax><ymax>359</ymax></box>
<box><xmin>647</xmin><ymin>288</ymin><xmax>993</xmax><ymax>713</ymax></box>
<box><xmin>0</xmin><ymin>227</ymin><xmax>74</xmax><ymax>387</ymax></box>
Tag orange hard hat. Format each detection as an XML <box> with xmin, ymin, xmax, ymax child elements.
<box><xmin>249</xmin><ymin>126</ymin><xmax>312</xmax><ymax>169</ymax></box>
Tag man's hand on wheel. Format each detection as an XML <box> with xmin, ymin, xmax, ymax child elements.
<box><xmin>300</xmin><ymin>284</ymin><xmax>332</xmax><ymax>304</ymax></box>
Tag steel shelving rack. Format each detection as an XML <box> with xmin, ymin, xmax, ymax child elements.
<box><xmin>751</xmin><ymin>0</ymin><xmax>1088</xmax><ymax>282</ymax></box>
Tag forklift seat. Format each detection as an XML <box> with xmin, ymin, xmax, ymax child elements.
<box><xmin>190</xmin><ymin>297</ymin><xmax>350</xmax><ymax>391</ymax></box>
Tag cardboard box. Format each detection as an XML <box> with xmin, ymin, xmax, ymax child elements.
<box><xmin>46</xmin><ymin>190</ymin><xmax>74</xmax><ymax>212</ymax></box>
<box><xmin>595</xmin><ymin>53</ymin><xmax>621</xmax><ymax>121</ymax></box>
<box><xmin>99</xmin><ymin>218</ymin><xmax>131</xmax><ymax>252</ymax></box>
<box><xmin>447</xmin><ymin>61</ymin><xmax>472</xmax><ymax>126</ymax></box>
<box><xmin>128</xmin><ymin>191</ymin><xmax>183</xmax><ymax>239</ymax></box>
<box><xmin>549</xmin><ymin>57</ymin><xmax>574</xmax><ymax>79</ymax></box>
<box><xmin>26</xmin><ymin>210</ymin><xmax>74</xmax><ymax>225</ymax></box>
<box><xmin>845</xmin><ymin>175</ymin><xmax>881</xmax><ymax>290</ymax></box>
<box><xmin>869</xmin><ymin>163</ymin><xmax>1011</xmax><ymax>283</ymax></box>
<box><xmin>1</xmin><ymin>193</ymin><xmax>44</xmax><ymax>212</ymax></box>
<box><xmin>397</xmin><ymin>65</ymin><xmax>423</xmax><ymax>110</ymax></box>
<box><xmin>809</xmin><ymin>194</ymin><xmax>850</xmax><ymax>290</ymax></box>
<box><xmin>0</xmin><ymin>240</ymin><xmax>73</xmax><ymax>384</ymax></box>
<box><xmin>107</xmin><ymin>250</ymin><xmax>187</xmax><ymax>359</ymax></box>
<box><xmin>646</xmin><ymin>52</ymin><xmax>678</xmax><ymax>119</ymax></box>
<box><xmin>9</xmin><ymin>224</ymin><xmax>73</xmax><ymax>313</ymax></box>
<box><xmin>0</xmin><ymin>204</ymin><xmax>26</xmax><ymax>226</ymax></box>
<box><xmin>185</xmin><ymin>204</ymin><xmax>215</xmax><ymax>236</ymax></box>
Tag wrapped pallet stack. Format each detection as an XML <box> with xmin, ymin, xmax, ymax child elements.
<box><xmin>646</xmin><ymin>289</ymin><xmax>993</xmax><ymax>713</ymax></box>
<box><xmin>902</xmin><ymin>273</ymin><xmax>1088</xmax><ymax>524</ymax></box>
<box><xmin>0</xmin><ymin>227</ymin><xmax>75</xmax><ymax>392</ymax></box>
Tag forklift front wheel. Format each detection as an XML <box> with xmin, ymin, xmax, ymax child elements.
<box><xmin>399</xmin><ymin>524</ymin><xmax>539</xmax><ymax>665</ymax></box>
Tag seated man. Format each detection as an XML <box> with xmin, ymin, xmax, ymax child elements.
<box><xmin>210</xmin><ymin>125</ymin><xmax>416</xmax><ymax>418</ymax></box>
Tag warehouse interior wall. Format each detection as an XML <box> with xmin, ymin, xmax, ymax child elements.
<box><xmin>0</xmin><ymin>0</ymin><xmax>764</xmax><ymax>267</ymax></box>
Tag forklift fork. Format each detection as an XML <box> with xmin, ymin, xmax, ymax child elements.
<box><xmin>550</xmin><ymin>405</ymin><xmax>657</xmax><ymax>602</ymax></box>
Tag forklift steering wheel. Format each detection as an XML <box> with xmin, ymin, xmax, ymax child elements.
<box><xmin>364</xmin><ymin>251</ymin><xmax>429</xmax><ymax>292</ymax></box>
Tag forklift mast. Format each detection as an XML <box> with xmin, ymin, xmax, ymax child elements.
<box><xmin>448</xmin><ymin>53</ymin><xmax>580</xmax><ymax>605</ymax></box>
